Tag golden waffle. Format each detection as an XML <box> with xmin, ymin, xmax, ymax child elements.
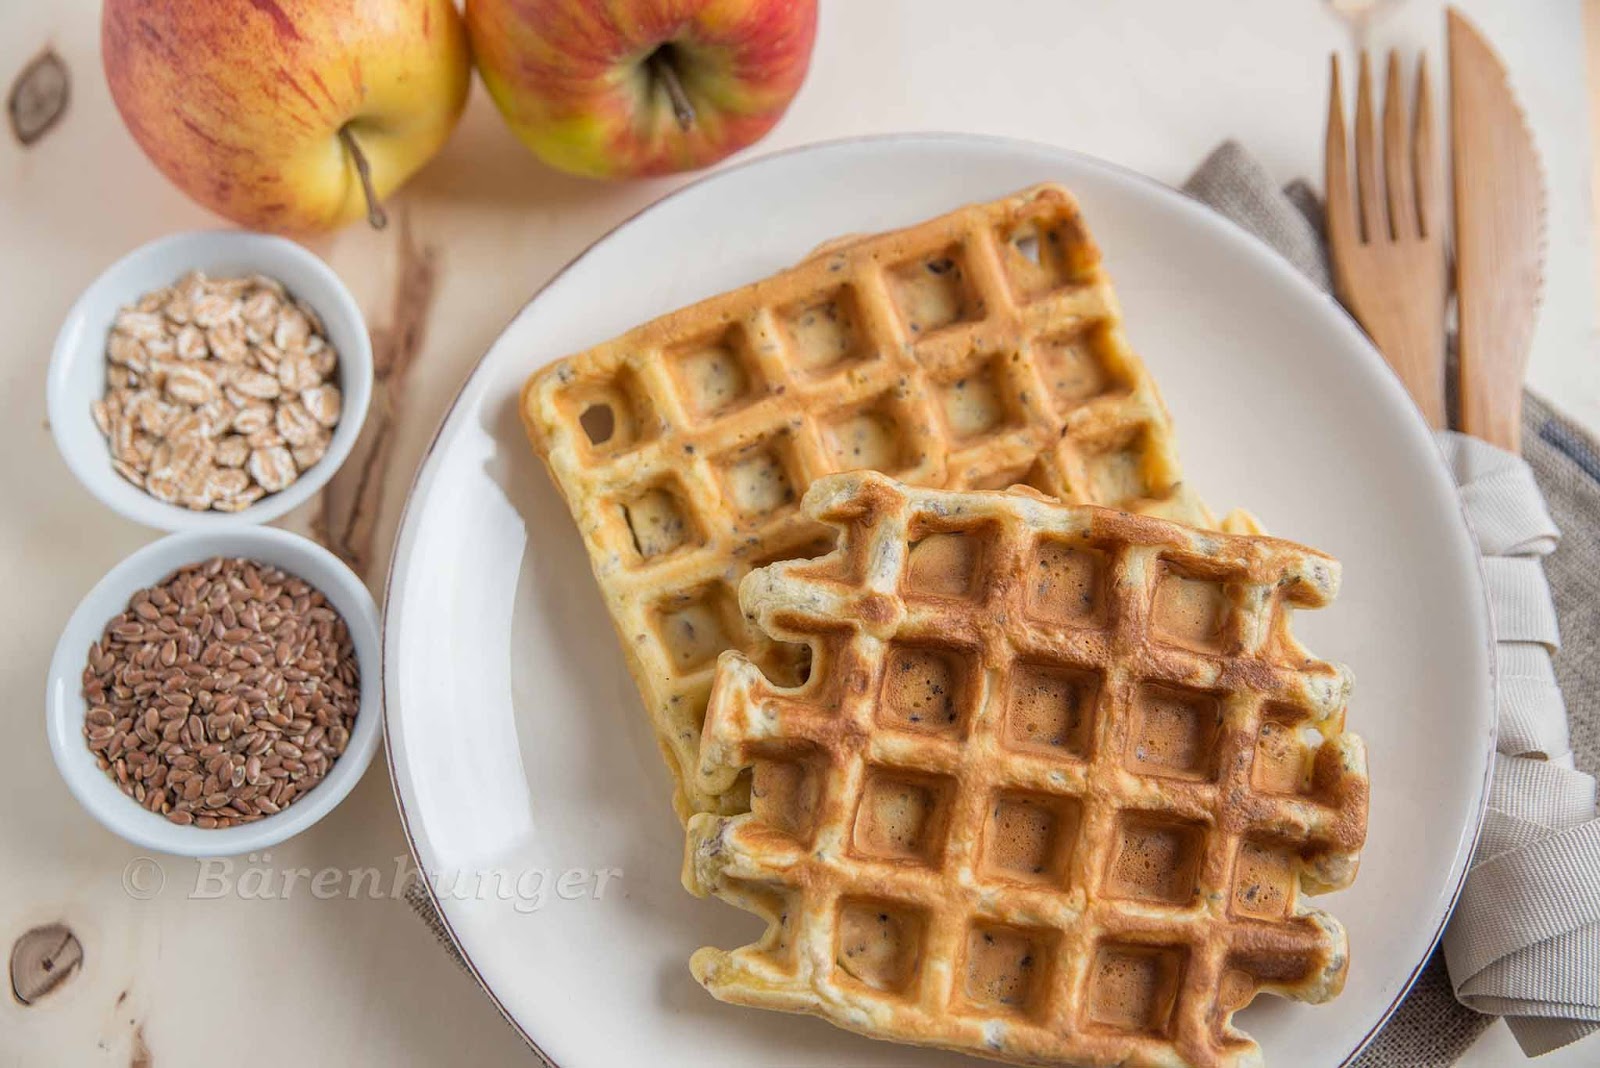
<box><xmin>523</xmin><ymin>184</ymin><xmax>1214</xmax><ymax>818</ymax></box>
<box><xmin>686</xmin><ymin>472</ymin><xmax>1368</xmax><ymax>1068</ymax></box>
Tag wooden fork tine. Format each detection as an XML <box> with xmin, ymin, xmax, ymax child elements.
<box><xmin>1354</xmin><ymin>51</ymin><xmax>1386</xmax><ymax>242</ymax></box>
<box><xmin>1413</xmin><ymin>54</ymin><xmax>1443</xmax><ymax>240</ymax></box>
<box><xmin>1325</xmin><ymin>55</ymin><xmax>1358</xmax><ymax>258</ymax></box>
<box><xmin>1326</xmin><ymin>50</ymin><xmax>1448</xmax><ymax>428</ymax></box>
<box><xmin>1383</xmin><ymin>51</ymin><xmax>1417</xmax><ymax>238</ymax></box>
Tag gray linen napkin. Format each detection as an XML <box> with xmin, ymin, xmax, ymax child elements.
<box><xmin>1184</xmin><ymin>140</ymin><xmax>1600</xmax><ymax>1065</ymax></box>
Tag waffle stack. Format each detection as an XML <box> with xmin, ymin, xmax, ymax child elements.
<box><xmin>685</xmin><ymin>472</ymin><xmax>1368</xmax><ymax>1068</ymax></box>
<box><xmin>523</xmin><ymin>184</ymin><xmax>1213</xmax><ymax>818</ymax></box>
<box><xmin>521</xmin><ymin>186</ymin><xmax>1368</xmax><ymax>1065</ymax></box>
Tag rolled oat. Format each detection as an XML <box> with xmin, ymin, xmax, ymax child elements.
<box><xmin>95</xmin><ymin>272</ymin><xmax>343</xmax><ymax>511</ymax></box>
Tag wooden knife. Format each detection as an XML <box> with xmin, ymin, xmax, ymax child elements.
<box><xmin>1448</xmin><ymin>7</ymin><xmax>1547</xmax><ymax>453</ymax></box>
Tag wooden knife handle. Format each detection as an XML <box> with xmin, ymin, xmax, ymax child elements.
<box><xmin>1457</xmin><ymin>339</ymin><xmax>1526</xmax><ymax>453</ymax></box>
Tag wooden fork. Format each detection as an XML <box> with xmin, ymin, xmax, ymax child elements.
<box><xmin>1326</xmin><ymin>51</ymin><xmax>1449</xmax><ymax>427</ymax></box>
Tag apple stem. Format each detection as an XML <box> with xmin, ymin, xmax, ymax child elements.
<box><xmin>338</xmin><ymin>125</ymin><xmax>388</xmax><ymax>231</ymax></box>
<box><xmin>647</xmin><ymin>48</ymin><xmax>696</xmax><ymax>132</ymax></box>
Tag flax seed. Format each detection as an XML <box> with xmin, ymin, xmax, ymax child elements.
<box><xmin>80</xmin><ymin>556</ymin><xmax>359</xmax><ymax>828</ymax></box>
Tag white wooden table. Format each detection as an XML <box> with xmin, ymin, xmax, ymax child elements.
<box><xmin>2</xmin><ymin>2</ymin><xmax>1594</xmax><ymax>1064</ymax></box>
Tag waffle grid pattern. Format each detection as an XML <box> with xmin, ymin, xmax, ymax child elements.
<box><xmin>687</xmin><ymin>472</ymin><xmax>1368</xmax><ymax>1068</ymax></box>
<box><xmin>523</xmin><ymin>185</ymin><xmax>1212</xmax><ymax>818</ymax></box>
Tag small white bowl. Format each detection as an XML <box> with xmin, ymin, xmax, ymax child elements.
<box><xmin>47</xmin><ymin>231</ymin><xmax>373</xmax><ymax>530</ymax></box>
<box><xmin>46</xmin><ymin>525</ymin><xmax>381</xmax><ymax>856</ymax></box>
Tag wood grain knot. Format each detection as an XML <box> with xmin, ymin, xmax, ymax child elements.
<box><xmin>10</xmin><ymin>922</ymin><xmax>84</xmax><ymax>1005</ymax></box>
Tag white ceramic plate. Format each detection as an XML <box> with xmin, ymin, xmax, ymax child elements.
<box><xmin>384</xmin><ymin>136</ymin><xmax>1492</xmax><ymax>1067</ymax></box>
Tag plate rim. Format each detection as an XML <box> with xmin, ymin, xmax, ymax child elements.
<box><xmin>380</xmin><ymin>131</ymin><xmax>1497</xmax><ymax>1068</ymax></box>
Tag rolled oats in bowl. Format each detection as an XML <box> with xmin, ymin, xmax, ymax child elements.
<box><xmin>91</xmin><ymin>272</ymin><xmax>343</xmax><ymax>513</ymax></box>
<box><xmin>82</xmin><ymin>556</ymin><xmax>359</xmax><ymax>828</ymax></box>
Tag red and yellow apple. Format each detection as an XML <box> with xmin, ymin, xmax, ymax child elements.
<box><xmin>103</xmin><ymin>0</ymin><xmax>470</xmax><ymax>233</ymax></box>
<box><xmin>465</xmin><ymin>0</ymin><xmax>818</xmax><ymax>179</ymax></box>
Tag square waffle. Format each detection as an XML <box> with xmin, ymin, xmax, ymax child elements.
<box><xmin>686</xmin><ymin>471</ymin><xmax>1368</xmax><ymax>1068</ymax></box>
<box><xmin>522</xmin><ymin>184</ymin><xmax>1215</xmax><ymax>819</ymax></box>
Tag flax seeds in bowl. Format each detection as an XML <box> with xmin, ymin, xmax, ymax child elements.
<box><xmin>91</xmin><ymin>271</ymin><xmax>344</xmax><ymax>513</ymax></box>
<box><xmin>82</xmin><ymin>556</ymin><xmax>359</xmax><ymax>828</ymax></box>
